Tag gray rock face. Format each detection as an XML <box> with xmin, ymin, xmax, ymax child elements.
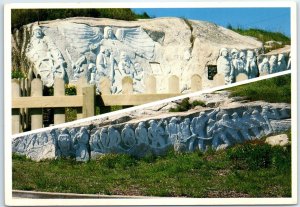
<box><xmin>12</xmin><ymin>96</ymin><xmax>291</xmax><ymax>161</ymax></box>
<box><xmin>12</xmin><ymin>131</ymin><xmax>56</xmax><ymax>161</ymax></box>
<box><xmin>13</xmin><ymin>17</ymin><xmax>263</xmax><ymax>93</ymax></box>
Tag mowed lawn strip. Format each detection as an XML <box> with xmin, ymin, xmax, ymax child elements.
<box><xmin>13</xmin><ymin>133</ymin><xmax>291</xmax><ymax>198</ymax></box>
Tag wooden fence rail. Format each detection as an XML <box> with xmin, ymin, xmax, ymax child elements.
<box><xmin>11</xmin><ymin>73</ymin><xmax>233</xmax><ymax>134</ymax></box>
<box><xmin>12</xmin><ymin>77</ymin><xmax>95</xmax><ymax>134</ymax></box>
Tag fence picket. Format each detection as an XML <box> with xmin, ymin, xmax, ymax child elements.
<box><xmin>191</xmin><ymin>74</ymin><xmax>202</xmax><ymax>92</ymax></box>
<box><xmin>122</xmin><ymin>77</ymin><xmax>133</xmax><ymax>94</ymax></box>
<box><xmin>30</xmin><ymin>78</ymin><xmax>43</xmax><ymax>130</ymax></box>
<box><xmin>145</xmin><ymin>75</ymin><xmax>156</xmax><ymax>93</ymax></box>
<box><xmin>54</xmin><ymin>78</ymin><xmax>65</xmax><ymax>125</ymax></box>
<box><xmin>168</xmin><ymin>75</ymin><xmax>179</xmax><ymax>93</ymax></box>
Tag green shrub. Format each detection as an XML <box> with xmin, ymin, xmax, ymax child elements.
<box><xmin>12</xmin><ymin>153</ymin><xmax>28</xmax><ymax>161</ymax></box>
<box><xmin>191</xmin><ymin>100</ymin><xmax>206</xmax><ymax>108</ymax></box>
<box><xmin>12</xmin><ymin>9</ymin><xmax>150</xmax><ymax>32</ymax></box>
<box><xmin>228</xmin><ymin>27</ymin><xmax>290</xmax><ymax>46</ymax></box>
<box><xmin>65</xmin><ymin>85</ymin><xmax>77</xmax><ymax>96</ymax></box>
<box><xmin>169</xmin><ymin>98</ymin><xmax>206</xmax><ymax>112</ymax></box>
<box><xmin>11</xmin><ymin>70</ymin><xmax>25</xmax><ymax>79</ymax></box>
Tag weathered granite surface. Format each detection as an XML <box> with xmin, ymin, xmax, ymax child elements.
<box><xmin>13</xmin><ymin>17</ymin><xmax>265</xmax><ymax>93</ymax></box>
<box><xmin>12</xmin><ymin>92</ymin><xmax>291</xmax><ymax>161</ymax></box>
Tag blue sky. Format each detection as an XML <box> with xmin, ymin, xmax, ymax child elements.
<box><xmin>133</xmin><ymin>8</ymin><xmax>291</xmax><ymax>37</ymax></box>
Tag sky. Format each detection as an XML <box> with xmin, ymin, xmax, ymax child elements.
<box><xmin>133</xmin><ymin>8</ymin><xmax>291</xmax><ymax>37</ymax></box>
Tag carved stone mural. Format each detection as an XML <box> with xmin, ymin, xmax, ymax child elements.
<box><xmin>12</xmin><ymin>101</ymin><xmax>291</xmax><ymax>162</ymax></box>
<box><xmin>15</xmin><ymin>17</ymin><xmax>287</xmax><ymax>93</ymax></box>
<box><xmin>216</xmin><ymin>48</ymin><xmax>291</xmax><ymax>84</ymax></box>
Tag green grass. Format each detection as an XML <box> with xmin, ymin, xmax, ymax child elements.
<box><xmin>229</xmin><ymin>75</ymin><xmax>291</xmax><ymax>103</ymax></box>
<box><xmin>228</xmin><ymin>27</ymin><xmax>290</xmax><ymax>48</ymax></box>
<box><xmin>12</xmin><ymin>136</ymin><xmax>291</xmax><ymax>197</ymax></box>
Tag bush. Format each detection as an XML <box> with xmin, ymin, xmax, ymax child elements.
<box><xmin>11</xmin><ymin>70</ymin><xmax>25</xmax><ymax>79</ymax></box>
<box><xmin>65</xmin><ymin>85</ymin><xmax>77</xmax><ymax>96</ymax></box>
<box><xmin>11</xmin><ymin>9</ymin><xmax>150</xmax><ymax>32</ymax></box>
<box><xmin>229</xmin><ymin>27</ymin><xmax>290</xmax><ymax>45</ymax></box>
<box><xmin>169</xmin><ymin>98</ymin><xmax>206</xmax><ymax>112</ymax></box>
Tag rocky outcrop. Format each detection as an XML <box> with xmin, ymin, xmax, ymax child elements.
<box><xmin>12</xmin><ymin>17</ymin><xmax>263</xmax><ymax>93</ymax></box>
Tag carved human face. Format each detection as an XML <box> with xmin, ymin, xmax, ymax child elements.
<box><xmin>269</xmin><ymin>55</ymin><xmax>277</xmax><ymax>64</ymax></box>
<box><xmin>240</xmin><ymin>52</ymin><xmax>245</xmax><ymax>60</ymax></box>
<box><xmin>33</xmin><ymin>28</ymin><xmax>43</xmax><ymax>39</ymax></box>
<box><xmin>263</xmin><ymin>57</ymin><xmax>269</xmax><ymax>63</ymax></box>
<box><xmin>221</xmin><ymin>50</ymin><xmax>228</xmax><ymax>57</ymax></box>
<box><xmin>232</xmin><ymin>112</ymin><xmax>238</xmax><ymax>119</ymax></box>
<box><xmin>139</xmin><ymin>122</ymin><xmax>145</xmax><ymax>128</ymax></box>
<box><xmin>101</xmin><ymin>128</ymin><xmax>107</xmax><ymax>134</ymax></box>
<box><xmin>107</xmin><ymin>29</ymin><xmax>113</xmax><ymax>38</ymax></box>
<box><xmin>120</xmin><ymin>52</ymin><xmax>129</xmax><ymax>62</ymax></box>
<box><xmin>278</xmin><ymin>54</ymin><xmax>284</xmax><ymax>61</ymax></box>
<box><xmin>231</xmin><ymin>52</ymin><xmax>238</xmax><ymax>59</ymax></box>
<box><xmin>104</xmin><ymin>49</ymin><xmax>110</xmax><ymax>57</ymax></box>
<box><xmin>247</xmin><ymin>51</ymin><xmax>254</xmax><ymax>59</ymax></box>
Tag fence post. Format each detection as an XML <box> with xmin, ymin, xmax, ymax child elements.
<box><xmin>30</xmin><ymin>78</ymin><xmax>43</xmax><ymax>130</ymax></box>
<box><xmin>122</xmin><ymin>77</ymin><xmax>133</xmax><ymax>94</ymax></box>
<box><xmin>12</xmin><ymin>79</ymin><xmax>21</xmax><ymax>134</ymax></box>
<box><xmin>76</xmin><ymin>76</ymin><xmax>88</xmax><ymax>120</ymax></box>
<box><xmin>19</xmin><ymin>78</ymin><xmax>25</xmax><ymax>131</ymax></box>
<box><xmin>82</xmin><ymin>85</ymin><xmax>95</xmax><ymax>118</ymax></box>
<box><xmin>191</xmin><ymin>74</ymin><xmax>202</xmax><ymax>92</ymax></box>
<box><xmin>168</xmin><ymin>75</ymin><xmax>179</xmax><ymax>93</ymax></box>
<box><xmin>54</xmin><ymin>78</ymin><xmax>65</xmax><ymax>125</ymax></box>
<box><xmin>213</xmin><ymin>74</ymin><xmax>225</xmax><ymax>87</ymax></box>
<box><xmin>24</xmin><ymin>78</ymin><xmax>30</xmax><ymax>130</ymax></box>
<box><xmin>145</xmin><ymin>75</ymin><xmax>156</xmax><ymax>93</ymax></box>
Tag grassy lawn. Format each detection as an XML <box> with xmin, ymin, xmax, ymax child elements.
<box><xmin>229</xmin><ymin>75</ymin><xmax>291</xmax><ymax>103</ymax></box>
<box><xmin>13</xmin><ymin>133</ymin><xmax>291</xmax><ymax>198</ymax></box>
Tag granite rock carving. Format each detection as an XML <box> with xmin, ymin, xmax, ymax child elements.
<box><xmin>216</xmin><ymin>48</ymin><xmax>291</xmax><ymax>83</ymax></box>
<box><xmin>12</xmin><ymin>103</ymin><xmax>291</xmax><ymax>161</ymax></box>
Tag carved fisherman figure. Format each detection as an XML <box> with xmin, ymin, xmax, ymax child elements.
<box><xmin>121</xmin><ymin>124</ymin><xmax>136</xmax><ymax>148</ymax></box>
<box><xmin>135</xmin><ymin>122</ymin><xmax>149</xmax><ymax>145</ymax></box>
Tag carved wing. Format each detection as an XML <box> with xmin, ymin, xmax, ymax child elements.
<box><xmin>58</xmin><ymin>22</ymin><xmax>103</xmax><ymax>55</ymax></box>
<box><xmin>115</xmin><ymin>27</ymin><xmax>155</xmax><ymax>60</ymax></box>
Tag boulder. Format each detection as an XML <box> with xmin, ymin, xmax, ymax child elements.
<box><xmin>265</xmin><ymin>134</ymin><xmax>289</xmax><ymax>146</ymax></box>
